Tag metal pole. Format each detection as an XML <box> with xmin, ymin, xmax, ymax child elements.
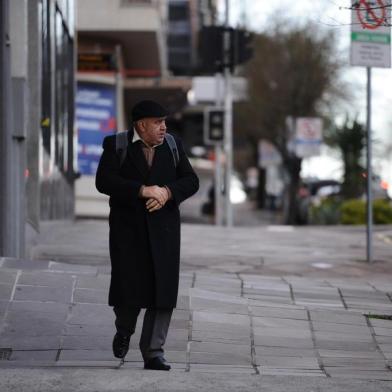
<box><xmin>214</xmin><ymin>73</ymin><xmax>223</xmax><ymax>226</ymax></box>
<box><xmin>224</xmin><ymin>0</ymin><xmax>233</xmax><ymax>227</ymax></box>
<box><xmin>366</xmin><ymin>66</ymin><xmax>373</xmax><ymax>263</ymax></box>
<box><xmin>0</xmin><ymin>0</ymin><xmax>13</xmax><ymax>256</ymax></box>
<box><xmin>214</xmin><ymin>146</ymin><xmax>223</xmax><ymax>225</ymax></box>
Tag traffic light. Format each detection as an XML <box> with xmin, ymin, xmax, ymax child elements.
<box><xmin>198</xmin><ymin>27</ymin><xmax>254</xmax><ymax>74</ymax></box>
<box><xmin>233</xmin><ymin>29</ymin><xmax>254</xmax><ymax>65</ymax></box>
<box><xmin>204</xmin><ymin>108</ymin><xmax>224</xmax><ymax>145</ymax></box>
<box><xmin>198</xmin><ymin>26</ymin><xmax>225</xmax><ymax>73</ymax></box>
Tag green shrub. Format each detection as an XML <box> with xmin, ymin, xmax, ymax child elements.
<box><xmin>373</xmin><ymin>199</ymin><xmax>392</xmax><ymax>224</ymax></box>
<box><xmin>340</xmin><ymin>199</ymin><xmax>392</xmax><ymax>224</ymax></box>
<box><xmin>310</xmin><ymin>197</ymin><xmax>342</xmax><ymax>225</ymax></box>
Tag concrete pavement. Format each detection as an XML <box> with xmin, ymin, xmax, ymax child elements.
<box><xmin>0</xmin><ymin>220</ymin><xmax>391</xmax><ymax>391</ymax></box>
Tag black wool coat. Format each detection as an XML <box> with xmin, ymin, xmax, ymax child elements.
<box><xmin>95</xmin><ymin>132</ymin><xmax>199</xmax><ymax>309</ymax></box>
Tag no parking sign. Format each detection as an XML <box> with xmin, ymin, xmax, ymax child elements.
<box><xmin>351</xmin><ymin>0</ymin><xmax>391</xmax><ymax>68</ymax></box>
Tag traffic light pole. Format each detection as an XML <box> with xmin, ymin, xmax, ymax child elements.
<box><xmin>224</xmin><ymin>0</ymin><xmax>233</xmax><ymax>227</ymax></box>
<box><xmin>214</xmin><ymin>73</ymin><xmax>224</xmax><ymax>226</ymax></box>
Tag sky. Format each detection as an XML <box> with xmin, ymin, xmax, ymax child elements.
<box><xmin>219</xmin><ymin>0</ymin><xmax>392</xmax><ymax>195</ymax></box>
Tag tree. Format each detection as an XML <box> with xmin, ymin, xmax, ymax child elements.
<box><xmin>235</xmin><ymin>23</ymin><xmax>344</xmax><ymax>224</ymax></box>
<box><xmin>325</xmin><ymin>119</ymin><xmax>366</xmax><ymax>198</ymax></box>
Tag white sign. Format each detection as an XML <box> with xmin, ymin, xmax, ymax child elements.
<box><xmin>295</xmin><ymin>117</ymin><xmax>323</xmax><ymax>158</ymax></box>
<box><xmin>258</xmin><ymin>140</ymin><xmax>282</xmax><ymax>168</ymax></box>
<box><xmin>191</xmin><ymin>77</ymin><xmax>248</xmax><ymax>103</ymax></box>
<box><xmin>351</xmin><ymin>0</ymin><xmax>391</xmax><ymax>68</ymax></box>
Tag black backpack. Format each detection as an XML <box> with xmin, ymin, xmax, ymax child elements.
<box><xmin>115</xmin><ymin>130</ymin><xmax>179</xmax><ymax>168</ymax></box>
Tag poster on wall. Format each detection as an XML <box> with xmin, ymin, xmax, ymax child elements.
<box><xmin>76</xmin><ymin>83</ymin><xmax>117</xmax><ymax>175</ymax></box>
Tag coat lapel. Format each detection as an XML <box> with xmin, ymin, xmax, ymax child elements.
<box><xmin>149</xmin><ymin>141</ymin><xmax>172</xmax><ymax>179</ymax></box>
<box><xmin>127</xmin><ymin>141</ymin><xmax>150</xmax><ymax>180</ymax></box>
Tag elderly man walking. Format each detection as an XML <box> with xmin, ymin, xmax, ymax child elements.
<box><xmin>95</xmin><ymin>100</ymin><xmax>199</xmax><ymax>370</ymax></box>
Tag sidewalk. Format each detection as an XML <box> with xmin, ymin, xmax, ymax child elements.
<box><xmin>0</xmin><ymin>221</ymin><xmax>392</xmax><ymax>391</ymax></box>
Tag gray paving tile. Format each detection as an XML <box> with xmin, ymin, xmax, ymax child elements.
<box><xmin>245</xmin><ymin>295</ymin><xmax>292</xmax><ymax>305</ymax></box>
<box><xmin>68</xmin><ymin>303</ymin><xmax>113</xmax><ymax>325</ymax></box>
<box><xmin>252</xmin><ymin>317</ymin><xmax>309</xmax><ymax>329</ymax></box>
<box><xmin>310</xmin><ymin>310</ymin><xmax>367</xmax><ymax>325</ymax></box>
<box><xmin>13</xmin><ymin>285</ymin><xmax>72</xmax><ymax>303</ymax></box>
<box><xmin>192</xmin><ymin>330</ymin><xmax>250</xmax><ymax>345</ymax></box>
<box><xmin>256</xmin><ymin>347</ymin><xmax>315</xmax><ymax>358</ymax></box>
<box><xmin>314</xmin><ymin>331</ymin><xmax>373</xmax><ymax>343</ymax></box>
<box><xmin>9</xmin><ymin>300</ymin><xmax>69</xmax><ymax>315</ymax></box>
<box><xmin>369</xmin><ymin>318</ymin><xmax>392</xmax><ymax>329</ymax></box>
<box><xmin>190</xmin><ymin>341</ymin><xmax>249</xmax><ymax>355</ymax></box>
<box><xmin>10</xmin><ymin>350</ymin><xmax>58</xmax><ymax>361</ymax></box>
<box><xmin>190</xmin><ymin>297</ymin><xmax>248</xmax><ymax>314</ymax></box>
<box><xmin>325</xmin><ymin>368</ymin><xmax>392</xmax><ymax>380</ymax></box>
<box><xmin>0</xmin><ymin>300</ymin><xmax>9</xmax><ymax>315</ymax></box>
<box><xmin>76</xmin><ymin>275</ymin><xmax>110</xmax><ymax>290</ymax></box>
<box><xmin>190</xmin><ymin>351</ymin><xmax>251</xmax><ymax>365</ymax></box>
<box><xmin>18</xmin><ymin>271</ymin><xmax>74</xmax><ymax>288</ymax></box>
<box><xmin>55</xmin><ymin>360</ymin><xmax>118</xmax><ymax>367</ymax></box>
<box><xmin>61</xmin><ymin>335</ymin><xmax>112</xmax><ymax>350</ymax></box>
<box><xmin>0</xmin><ymin>284</ymin><xmax>13</xmax><ymax>300</ymax></box>
<box><xmin>254</xmin><ymin>336</ymin><xmax>314</xmax><ymax>349</ymax></box>
<box><xmin>2</xmin><ymin>258</ymin><xmax>49</xmax><ymax>270</ymax></box>
<box><xmin>48</xmin><ymin>262</ymin><xmax>97</xmax><ymax>275</ymax></box>
<box><xmin>2</xmin><ymin>310</ymin><xmax>64</xmax><ymax>336</ymax></box>
<box><xmin>64</xmin><ymin>324</ymin><xmax>113</xmax><ymax>336</ymax></box>
<box><xmin>318</xmin><ymin>349</ymin><xmax>382</xmax><ymax>359</ymax></box>
<box><xmin>379</xmin><ymin>344</ymin><xmax>392</xmax><ymax>353</ymax></box>
<box><xmin>374</xmin><ymin>335</ymin><xmax>392</xmax><ymax>344</ymax></box>
<box><xmin>190</xmin><ymin>364</ymin><xmax>254</xmax><ymax>374</ymax></box>
<box><xmin>256</xmin><ymin>355</ymin><xmax>320</xmax><ymax>369</ymax></box>
<box><xmin>312</xmin><ymin>321</ymin><xmax>371</xmax><ymax>334</ymax></box>
<box><xmin>254</xmin><ymin>327</ymin><xmax>312</xmax><ymax>340</ymax></box>
<box><xmin>59</xmin><ymin>349</ymin><xmax>115</xmax><ymax>361</ymax></box>
<box><xmin>374</xmin><ymin>327</ymin><xmax>392</xmax><ymax>337</ymax></box>
<box><xmin>171</xmin><ymin>309</ymin><xmax>189</xmax><ymax>321</ymax></box>
<box><xmin>193</xmin><ymin>311</ymin><xmax>249</xmax><ymax>326</ymax></box>
<box><xmin>322</xmin><ymin>357</ymin><xmax>386</xmax><ymax>368</ymax></box>
<box><xmin>73</xmin><ymin>288</ymin><xmax>107</xmax><ymax>304</ymax></box>
<box><xmin>251</xmin><ymin>306</ymin><xmax>307</xmax><ymax>320</ymax></box>
<box><xmin>260</xmin><ymin>369</ymin><xmax>325</xmax><ymax>377</ymax></box>
<box><xmin>176</xmin><ymin>295</ymin><xmax>189</xmax><ymax>310</ymax></box>
<box><xmin>315</xmin><ymin>340</ymin><xmax>376</xmax><ymax>351</ymax></box>
<box><xmin>0</xmin><ymin>335</ymin><xmax>60</xmax><ymax>350</ymax></box>
<box><xmin>0</xmin><ymin>270</ymin><xmax>17</xmax><ymax>285</ymax></box>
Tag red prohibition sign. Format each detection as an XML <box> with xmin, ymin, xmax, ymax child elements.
<box><xmin>357</xmin><ymin>0</ymin><xmax>386</xmax><ymax>30</ymax></box>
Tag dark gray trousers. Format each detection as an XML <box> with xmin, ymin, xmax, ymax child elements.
<box><xmin>113</xmin><ymin>307</ymin><xmax>173</xmax><ymax>361</ymax></box>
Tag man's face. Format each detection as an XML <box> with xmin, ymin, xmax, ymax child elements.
<box><xmin>137</xmin><ymin>117</ymin><xmax>167</xmax><ymax>146</ymax></box>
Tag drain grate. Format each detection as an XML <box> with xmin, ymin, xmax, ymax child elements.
<box><xmin>0</xmin><ymin>348</ymin><xmax>12</xmax><ymax>360</ymax></box>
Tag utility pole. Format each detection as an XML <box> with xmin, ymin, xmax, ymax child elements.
<box><xmin>224</xmin><ymin>0</ymin><xmax>233</xmax><ymax>227</ymax></box>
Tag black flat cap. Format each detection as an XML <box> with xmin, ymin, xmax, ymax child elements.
<box><xmin>131</xmin><ymin>100</ymin><xmax>168</xmax><ymax>122</ymax></box>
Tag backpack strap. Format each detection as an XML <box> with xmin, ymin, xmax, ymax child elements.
<box><xmin>115</xmin><ymin>130</ymin><xmax>129</xmax><ymax>166</ymax></box>
<box><xmin>164</xmin><ymin>133</ymin><xmax>179</xmax><ymax>168</ymax></box>
<box><xmin>116</xmin><ymin>130</ymin><xmax>179</xmax><ymax>169</ymax></box>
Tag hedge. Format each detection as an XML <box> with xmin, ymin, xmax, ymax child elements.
<box><xmin>310</xmin><ymin>198</ymin><xmax>392</xmax><ymax>225</ymax></box>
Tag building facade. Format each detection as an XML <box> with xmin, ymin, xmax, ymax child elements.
<box><xmin>0</xmin><ymin>0</ymin><xmax>76</xmax><ymax>257</ymax></box>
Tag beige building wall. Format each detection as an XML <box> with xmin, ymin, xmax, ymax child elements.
<box><xmin>77</xmin><ymin>0</ymin><xmax>161</xmax><ymax>31</ymax></box>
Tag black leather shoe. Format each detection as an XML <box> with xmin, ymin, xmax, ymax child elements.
<box><xmin>144</xmin><ymin>356</ymin><xmax>171</xmax><ymax>371</ymax></box>
<box><xmin>112</xmin><ymin>332</ymin><xmax>130</xmax><ymax>359</ymax></box>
